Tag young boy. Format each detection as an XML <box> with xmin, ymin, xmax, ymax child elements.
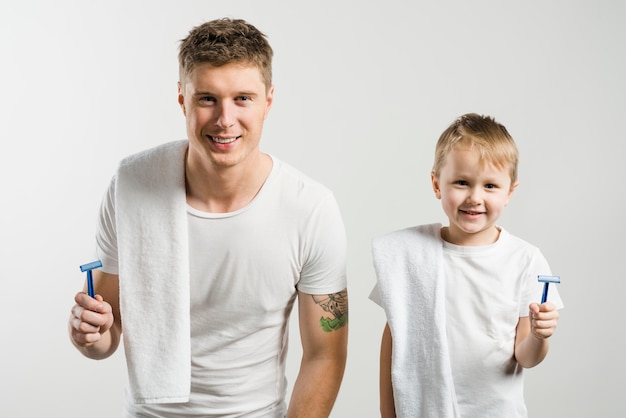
<box><xmin>370</xmin><ymin>113</ymin><xmax>563</xmax><ymax>417</ymax></box>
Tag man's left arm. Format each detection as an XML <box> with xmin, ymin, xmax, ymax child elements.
<box><xmin>287</xmin><ymin>288</ymin><xmax>348</xmax><ymax>417</ymax></box>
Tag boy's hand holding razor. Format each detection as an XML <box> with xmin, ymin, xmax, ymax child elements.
<box><xmin>528</xmin><ymin>302</ymin><xmax>559</xmax><ymax>340</ymax></box>
<box><xmin>529</xmin><ymin>275</ymin><xmax>561</xmax><ymax>340</ymax></box>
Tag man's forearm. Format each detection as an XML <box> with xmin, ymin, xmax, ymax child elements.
<box><xmin>68</xmin><ymin>320</ymin><xmax>121</xmax><ymax>360</ymax></box>
<box><xmin>287</xmin><ymin>355</ymin><xmax>346</xmax><ymax>417</ymax></box>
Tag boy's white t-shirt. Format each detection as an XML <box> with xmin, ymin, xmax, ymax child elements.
<box><xmin>371</xmin><ymin>227</ymin><xmax>563</xmax><ymax>417</ymax></box>
<box><xmin>443</xmin><ymin>228</ymin><xmax>563</xmax><ymax>417</ymax></box>
<box><xmin>96</xmin><ymin>155</ymin><xmax>347</xmax><ymax>417</ymax></box>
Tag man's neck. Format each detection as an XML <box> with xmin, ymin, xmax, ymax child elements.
<box><xmin>185</xmin><ymin>151</ymin><xmax>272</xmax><ymax>213</ymax></box>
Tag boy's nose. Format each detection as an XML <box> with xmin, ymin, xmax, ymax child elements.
<box><xmin>466</xmin><ymin>188</ymin><xmax>482</xmax><ymax>204</ymax></box>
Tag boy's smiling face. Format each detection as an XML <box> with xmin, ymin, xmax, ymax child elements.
<box><xmin>431</xmin><ymin>144</ymin><xmax>518</xmax><ymax>246</ymax></box>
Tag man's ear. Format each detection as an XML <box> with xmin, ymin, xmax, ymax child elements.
<box><xmin>263</xmin><ymin>85</ymin><xmax>274</xmax><ymax>120</ymax></box>
<box><xmin>177</xmin><ymin>82</ymin><xmax>186</xmax><ymax>115</ymax></box>
<box><xmin>431</xmin><ymin>172</ymin><xmax>442</xmax><ymax>199</ymax></box>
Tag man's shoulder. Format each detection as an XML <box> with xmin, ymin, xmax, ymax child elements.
<box><xmin>119</xmin><ymin>140</ymin><xmax>187</xmax><ymax>169</ymax></box>
<box><xmin>115</xmin><ymin>140</ymin><xmax>187</xmax><ymax>191</ymax></box>
<box><xmin>272</xmin><ymin>156</ymin><xmax>333</xmax><ymax>198</ymax></box>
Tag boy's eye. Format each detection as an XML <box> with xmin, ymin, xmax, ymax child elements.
<box><xmin>455</xmin><ymin>180</ymin><xmax>469</xmax><ymax>186</ymax></box>
<box><xmin>485</xmin><ymin>184</ymin><xmax>498</xmax><ymax>189</ymax></box>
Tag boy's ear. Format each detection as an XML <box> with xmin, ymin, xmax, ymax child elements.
<box><xmin>431</xmin><ymin>172</ymin><xmax>442</xmax><ymax>199</ymax></box>
<box><xmin>505</xmin><ymin>180</ymin><xmax>519</xmax><ymax>205</ymax></box>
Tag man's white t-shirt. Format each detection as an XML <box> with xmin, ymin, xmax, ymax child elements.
<box><xmin>96</xmin><ymin>155</ymin><xmax>347</xmax><ymax>417</ymax></box>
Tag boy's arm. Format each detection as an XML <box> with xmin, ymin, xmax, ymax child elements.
<box><xmin>380</xmin><ymin>322</ymin><xmax>396</xmax><ymax>418</ymax></box>
<box><xmin>287</xmin><ymin>289</ymin><xmax>348</xmax><ymax>418</ymax></box>
<box><xmin>514</xmin><ymin>302</ymin><xmax>559</xmax><ymax>368</ymax></box>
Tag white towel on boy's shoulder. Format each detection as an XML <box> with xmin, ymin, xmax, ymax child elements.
<box><xmin>115</xmin><ymin>140</ymin><xmax>191</xmax><ymax>404</ymax></box>
<box><xmin>370</xmin><ymin>223</ymin><xmax>460</xmax><ymax>418</ymax></box>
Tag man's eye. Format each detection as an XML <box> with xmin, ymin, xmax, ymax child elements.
<box><xmin>237</xmin><ymin>96</ymin><xmax>251</xmax><ymax>101</ymax></box>
<box><xmin>199</xmin><ymin>97</ymin><xmax>216</xmax><ymax>103</ymax></box>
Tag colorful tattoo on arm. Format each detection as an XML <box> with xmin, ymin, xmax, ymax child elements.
<box><xmin>312</xmin><ymin>290</ymin><xmax>348</xmax><ymax>332</ymax></box>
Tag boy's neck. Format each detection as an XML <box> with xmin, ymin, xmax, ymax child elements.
<box><xmin>440</xmin><ymin>225</ymin><xmax>501</xmax><ymax>246</ymax></box>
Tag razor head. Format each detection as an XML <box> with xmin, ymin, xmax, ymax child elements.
<box><xmin>80</xmin><ymin>260</ymin><xmax>103</xmax><ymax>272</ymax></box>
<box><xmin>538</xmin><ymin>275</ymin><xmax>560</xmax><ymax>284</ymax></box>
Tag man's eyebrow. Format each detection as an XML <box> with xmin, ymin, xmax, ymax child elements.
<box><xmin>235</xmin><ymin>91</ymin><xmax>259</xmax><ymax>97</ymax></box>
<box><xmin>192</xmin><ymin>89</ymin><xmax>216</xmax><ymax>95</ymax></box>
<box><xmin>192</xmin><ymin>91</ymin><xmax>259</xmax><ymax>97</ymax></box>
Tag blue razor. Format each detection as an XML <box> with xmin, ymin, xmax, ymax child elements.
<box><xmin>80</xmin><ymin>260</ymin><xmax>103</xmax><ymax>298</ymax></box>
<box><xmin>538</xmin><ymin>275</ymin><xmax>560</xmax><ymax>304</ymax></box>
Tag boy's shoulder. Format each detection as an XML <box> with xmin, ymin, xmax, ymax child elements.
<box><xmin>372</xmin><ymin>224</ymin><xmax>443</xmax><ymax>261</ymax></box>
<box><xmin>499</xmin><ymin>227</ymin><xmax>544</xmax><ymax>256</ymax></box>
<box><xmin>374</xmin><ymin>223</ymin><xmax>442</xmax><ymax>245</ymax></box>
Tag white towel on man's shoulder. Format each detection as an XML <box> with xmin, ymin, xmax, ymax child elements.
<box><xmin>371</xmin><ymin>223</ymin><xmax>460</xmax><ymax>418</ymax></box>
<box><xmin>115</xmin><ymin>140</ymin><xmax>191</xmax><ymax>404</ymax></box>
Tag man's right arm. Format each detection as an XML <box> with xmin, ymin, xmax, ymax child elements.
<box><xmin>69</xmin><ymin>270</ymin><xmax>122</xmax><ymax>360</ymax></box>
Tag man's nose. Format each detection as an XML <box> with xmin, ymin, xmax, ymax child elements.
<box><xmin>215</xmin><ymin>102</ymin><xmax>235</xmax><ymax>129</ymax></box>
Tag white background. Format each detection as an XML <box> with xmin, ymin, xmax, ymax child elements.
<box><xmin>1</xmin><ymin>1</ymin><xmax>624</xmax><ymax>417</ymax></box>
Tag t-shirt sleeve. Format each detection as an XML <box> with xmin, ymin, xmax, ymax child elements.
<box><xmin>94</xmin><ymin>176</ymin><xmax>119</xmax><ymax>275</ymax></box>
<box><xmin>296</xmin><ymin>194</ymin><xmax>347</xmax><ymax>295</ymax></box>
<box><xmin>368</xmin><ymin>283</ymin><xmax>383</xmax><ymax>307</ymax></box>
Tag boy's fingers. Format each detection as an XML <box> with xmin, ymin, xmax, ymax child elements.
<box><xmin>539</xmin><ymin>301</ymin><xmax>557</xmax><ymax>312</ymax></box>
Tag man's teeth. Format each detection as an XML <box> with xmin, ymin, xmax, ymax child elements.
<box><xmin>212</xmin><ymin>136</ymin><xmax>238</xmax><ymax>144</ymax></box>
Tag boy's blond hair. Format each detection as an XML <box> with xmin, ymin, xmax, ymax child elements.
<box><xmin>178</xmin><ymin>18</ymin><xmax>273</xmax><ymax>90</ymax></box>
<box><xmin>432</xmin><ymin>113</ymin><xmax>519</xmax><ymax>184</ymax></box>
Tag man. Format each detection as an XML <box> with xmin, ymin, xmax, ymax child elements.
<box><xmin>69</xmin><ymin>18</ymin><xmax>348</xmax><ymax>417</ymax></box>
